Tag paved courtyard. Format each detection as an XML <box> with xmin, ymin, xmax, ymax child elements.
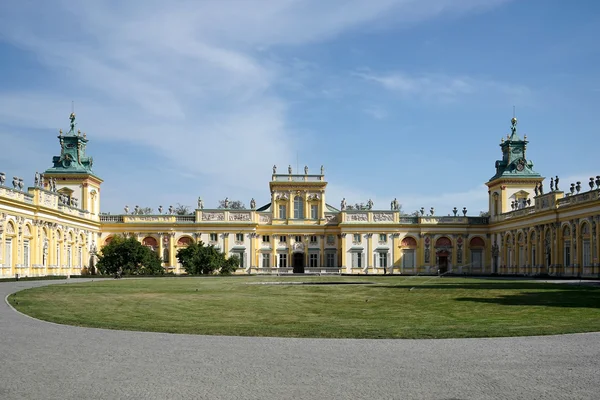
<box><xmin>1</xmin><ymin>279</ymin><xmax>598</xmax><ymax>400</ymax></box>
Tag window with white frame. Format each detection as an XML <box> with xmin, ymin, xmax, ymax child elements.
<box><xmin>352</xmin><ymin>252</ymin><xmax>362</xmax><ymax>268</ymax></box>
<box><xmin>279</xmin><ymin>253</ymin><xmax>288</xmax><ymax>268</ymax></box>
<box><xmin>326</xmin><ymin>252</ymin><xmax>335</xmax><ymax>267</ymax></box>
<box><xmin>353</xmin><ymin>234</ymin><xmax>361</xmax><ymax>243</ymax></box>
<box><xmin>583</xmin><ymin>240</ymin><xmax>591</xmax><ymax>266</ymax></box>
<box><xmin>402</xmin><ymin>249</ymin><xmax>415</xmax><ymax>268</ymax></box>
<box><xmin>379</xmin><ymin>234</ymin><xmax>387</xmax><ymax>242</ymax></box>
<box><xmin>56</xmin><ymin>244</ymin><xmax>61</xmax><ymax>266</ymax></box>
<box><xmin>471</xmin><ymin>249</ymin><xmax>483</xmax><ymax>269</ymax></box>
<box><xmin>563</xmin><ymin>241</ymin><xmax>571</xmax><ymax>266</ymax></box>
<box><xmin>279</xmin><ymin>235</ymin><xmax>287</xmax><ymax>243</ymax></box>
<box><xmin>210</xmin><ymin>233</ymin><xmax>218</xmax><ymax>242</ymax></box>
<box><xmin>79</xmin><ymin>247</ymin><xmax>83</xmax><ymax>267</ymax></box>
<box><xmin>310</xmin><ymin>235</ymin><xmax>317</xmax><ymax>244</ymax></box>
<box><xmin>23</xmin><ymin>239</ymin><xmax>30</xmax><ymax>268</ymax></box>
<box><xmin>232</xmin><ymin>251</ymin><xmax>244</xmax><ymax>269</ymax></box>
<box><xmin>235</xmin><ymin>233</ymin><xmax>244</xmax><ymax>242</ymax></box>
<box><xmin>262</xmin><ymin>235</ymin><xmax>270</xmax><ymax>243</ymax></box>
<box><xmin>519</xmin><ymin>245</ymin><xmax>525</xmax><ymax>267</ymax></box>
<box><xmin>279</xmin><ymin>205</ymin><xmax>287</xmax><ymax>219</ymax></box>
<box><xmin>294</xmin><ymin>196</ymin><xmax>304</xmax><ymax>219</ymax></box>
<box><xmin>309</xmin><ymin>253</ymin><xmax>318</xmax><ymax>267</ymax></box>
<box><xmin>5</xmin><ymin>238</ymin><xmax>12</xmax><ymax>267</ymax></box>
<box><xmin>295</xmin><ymin>235</ymin><xmax>302</xmax><ymax>243</ymax></box>
<box><xmin>378</xmin><ymin>252</ymin><xmax>388</xmax><ymax>268</ymax></box>
<box><xmin>531</xmin><ymin>245</ymin><xmax>536</xmax><ymax>266</ymax></box>
<box><xmin>311</xmin><ymin>205</ymin><xmax>318</xmax><ymax>220</ymax></box>
<box><xmin>262</xmin><ymin>253</ymin><xmax>271</xmax><ymax>268</ymax></box>
<box><xmin>67</xmin><ymin>246</ymin><xmax>72</xmax><ymax>268</ymax></box>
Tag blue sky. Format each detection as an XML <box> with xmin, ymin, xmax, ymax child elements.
<box><xmin>0</xmin><ymin>0</ymin><xmax>599</xmax><ymax>215</ymax></box>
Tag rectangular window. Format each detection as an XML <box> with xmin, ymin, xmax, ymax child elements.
<box><xmin>56</xmin><ymin>244</ymin><xmax>61</xmax><ymax>266</ymax></box>
<box><xmin>209</xmin><ymin>233</ymin><xmax>218</xmax><ymax>242</ymax></box>
<box><xmin>311</xmin><ymin>205</ymin><xmax>318</xmax><ymax>220</ymax></box>
<box><xmin>23</xmin><ymin>240</ymin><xmax>30</xmax><ymax>268</ymax></box>
<box><xmin>564</xmin><ymin>242</ymin><xmax>571</xmax><ymax>266</ymax></box>
<box><xmin>583</xmin><ymin>240</ymin><xmax>591</xmax><ymax>266</ymax></box>
<box><xmin>402</xmin><ymin>249</ymin><xmax>415</xmax><ymax>268</ymax></box>
<box><xmin>326</xmin><ymin>253</ymin><xmax>335</xmax><ymax>267</ymax></box>
<box><xmin>295</xmin><ymin>235</ymin><xmax>302</xmax><ymax>243</ymax></box>
<box><xmin>532</xmin><ymin>246</ymin><xmax>536</xmax><ymax>266</ymax></box>
<box><xmin>279</xmin><ymin>253</ymin><xmax>288</xmax><ymax>268</ymax></box>
<box><xmin>352</xmin><ymin>252</ymin><xmax>362</xmax><ymax>268</ymax></box>
<box><xmin>309</xmin><ymin>253</ymin><xmax>318</xmax><ymax>267</ymax></box>
<box><xmin>279</xmin><ymin>235</ymin><xmax>287</xmax><ymax>243</ymax></box>
<box><xmin>519</xmin><ymin>245</ymin><xmax>524</xmax><ymax>267</ymax></box>
<box><xmin>279</xmin><ymin>205</ymin><xmax>286</xmax><ymax>219</ymax></box>
<box><xmin>237</xmin><ymin>252</ymin><xmax>244</xmax><ymax>269</ymax></box>
<box><xmin>79</xmin><ymin>247</ymin><xmax>83</xmax><ymax>267</ymax></box>
<box><xmin>353</xmin><ymin>234</ymin><xmax>361</xmax><ymax>243</ymax></box>
<box><xmin>310</xmin><ymin>235</ymin><xmax>317</xmax><ymax>244</ymax></box>
<box><xmin>378</xmin><ymin>252</ymin><xmax>388</xmax><ymax>268</ymax></box>
<box><xmin>67</xmin><ymin>246</ymin><xmax>72</xmax><ymax>268</ymax></box>
<box><xmin>5</xmin><ymin>238</ymin><xmax>12</xmax><ymax>267</ymax></box>
<box><xmin>235</xmin><ymin>233</ymin><xmax>244</xmax><ymax>242</ymax></box>
<box><xmin>262</xmin><ymin>235</ymin><xmax>270</xmax><ymax>243</ymax></box>
<box><xmin>471</xmin><ymin>249</ymin><xmax>483</xmax><ymax>269</ymax></box>
<box><xmin>262</xmin><ymin>253</ymin><xmax>271</xmax><ymax>268</ymax></box>
<box><xmin>379</xmin><ymin>234</ymin><xmax>387</xmax><ymax>242</ymax></box>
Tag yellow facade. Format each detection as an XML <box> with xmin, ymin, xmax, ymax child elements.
<box><xmin>1</xmin><ymin>115</ymin><xmax>599</xmax><ymax>277</ymax></box>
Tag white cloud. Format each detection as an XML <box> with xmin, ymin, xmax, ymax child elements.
<box><xmin>355</xmin><ymin>70</ymin><xmax>532</xmax><ymax>103</ymax></box>
<box><xmin>0</xmin><ymin>0</ymin><xmax>515</xmax><ymax>212</ymax></box>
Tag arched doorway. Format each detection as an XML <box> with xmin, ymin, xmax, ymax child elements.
<box><xmin>435</xmin><ymin>236</ymin><xmax>452</xmax><ymax>274</ymax></box>
<box><xmin>293</xmin><ymin>252</ymin><xmax>304</xmax><ymax>273</ymax></box>
<box><xmin>436</xmin><ymin>250</ymin><xmax>450</xmax><ymax>274</ymax></box>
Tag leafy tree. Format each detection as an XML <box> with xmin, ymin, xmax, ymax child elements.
<box><xmin>175</xmin><ymin>203</ymin><xmax>192</xmax><ymax>215</ymax></box>
<box><xmin>176</xmin><ymin>241</ymin><xmax>239</xmax><ymax>275</ymax></box>
<box><xmin>479</xmin><ymin>211</ymin><xmax>490</xmax><ymax>217</ymax></box>
<box><xmin>218</xmin><ymin>200</ymin><xmax>246</xmax><ymax>209</ymax></box>
<box><xmin>96</xmin><ymin>235</ymin><xmax>164</xmax><ymax>276</ymax></box>
<box><xmin>139</xmin><ymin>207</ymin><xmax>154</xmax><ymax>215</ymax></box>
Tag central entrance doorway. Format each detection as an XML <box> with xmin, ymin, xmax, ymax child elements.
<box><xmin>293</xmin><ymin>252</ymin><xmax>305</xmax><ymax>273</ymax></box>
<box><xmin>437</xmin><ymin>250</ymin><xmax>449</xmax><ymax>274</ymax></box>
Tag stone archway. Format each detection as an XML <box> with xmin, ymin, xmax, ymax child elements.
<box><xmin>434</xmin><ymin>236</ymin><xmax>453</xmax><ymax>274</ymax></box>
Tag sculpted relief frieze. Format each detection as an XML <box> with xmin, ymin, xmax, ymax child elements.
<box><xmin>373</xmin><ymin>213</ymin><xmax>393</xmax><ymax>222</ymax></box>
<box><xmin>202</xmin><ymin>212</ymin><xmax>225</xmax><ymax>221</ymax></box>
<box><xmin>259</xmin><ymin>214</ymin><xmax>272</xmax><ymax>224</ymax></box>
<box><xmin>346</xmin><ymin>213</ymin><xmax>368</xmax><ymax>222</ymax></box>
<box><xmin>229</xmin><ymin>212</ymin><xmax>251</xmax><ymax>221</ymax></box>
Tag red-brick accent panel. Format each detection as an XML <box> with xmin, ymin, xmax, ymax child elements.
<box><xmin>401</xmin><ymin>236</ymin><xmax>417</xmax><ymax>247</ymax></box>
<box><xmin>142</xmin><ymin>237</ymin><xmax>158</xmax><ymax>247</ymax></box>
<box><xmin>435</xmin><ymin>236</ymin><xmax>452</xmax><ymax>247</ymax></box>
<box><xmin>469</xmin><ymin>237</ymin><xmax>485</xmax><ymax>247</ymax></box>
<box><xmin>177</xmin><ymin>236</ymin><xmax>193</xmax><ymax>246</ymax></box>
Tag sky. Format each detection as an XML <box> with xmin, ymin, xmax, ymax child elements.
<box><xmin>0</xmin><ymin>0</ymin><xmax>599</xmax><ymax>215</ymax></box>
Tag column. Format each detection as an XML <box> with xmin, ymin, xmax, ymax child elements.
<box><xmin>366</xmin><ymin>233</ymin><xmax>372</xmax><ymax>274</ymax></box>
<box><xmin>319</xmin><ymin>235</ymin><xmax>325</xmax><ymax>267</ymax></box>
<box><xmin>340</xmin><ymin>233</ymin><xmax>347</xmax><ymax>273</ymax></box>
<box><xmin>271</xmin><ymin>234</ymin><xmax>277</xmax><ymax>271</ymax></box>
<box><xmin>390</xmin><ymin>234</ymin><xmax>395</xmax><ymax>274</ymax></box>
<box><xmin>168</xmin><ymin>232</ymin><xmax>176</xmax><ymax>269</ymax></box>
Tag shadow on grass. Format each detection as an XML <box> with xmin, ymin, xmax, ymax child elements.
<box><xmin>370</xmin><ymin>282</ymin><xmax>600</xmax><ymax>290</ymax></box>
<box><xmin>455</xmin><ymin>290</ymin><xmax>600</xmax><ymax>309</ymax></box>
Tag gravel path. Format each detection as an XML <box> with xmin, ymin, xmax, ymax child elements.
<box><xmin>1</xmin><ymin>279</ymin><xmax>599</xmax><ymax>400</ymax></box>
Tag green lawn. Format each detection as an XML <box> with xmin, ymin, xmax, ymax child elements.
<box><xmin>8</xmin><ymin>276</ymin><xmax>600</xmax><ymax>339</ymax></box>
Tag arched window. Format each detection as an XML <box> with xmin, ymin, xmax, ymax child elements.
<box><xmin>293</xmin><ymin>196</ymin><xmax>304</xmax><ymax>219</ymax></box>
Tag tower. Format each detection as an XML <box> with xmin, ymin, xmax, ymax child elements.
<box><xmin>43</xmin><ymin>113</ymin><xmax>103</xmax><ymax>217</ymax></box>
<box><xmin>486</xmin><ymin>117</ymin><xmax>543</xmax><ymax>219</ymax></box>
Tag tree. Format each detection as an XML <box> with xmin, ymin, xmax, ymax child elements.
<box><xmin>176</xmin><ymin>241</ymin><xmax>240</xmax><ymax>275</ymax></box>
<box><xmin>218</xmin><ymin>199</ymin><xmax>246</xmax><ymax>209</ymax></box>
<box><xmin>96</xmin><ymin>235</ymin><xmax>164</xmax><ymax>276</ymax></box>
<box><xmin>175</xmin><ymin>203</ymin><xmax>192</xmax><ymax>215</ymax></box>
<box><xmin>479</xmin><ymin>211</ymin><xmax>490</xmax><ymax>217</ymax></box>
<box><xmin>139</xmin><ymin>207</ymin><xmax>154</xmax><ymax>215</ymax></box>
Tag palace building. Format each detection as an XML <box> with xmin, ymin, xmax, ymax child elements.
<box><xmin>1</xmin><ymin>114</ymin><xmax>599</xmax><ymax>278</ymax></box>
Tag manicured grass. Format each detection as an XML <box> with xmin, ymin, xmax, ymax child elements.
<box><xmin>8</xmin><ymin>276</ymin><xmax>600</xmax><ymax>339</ymax></box>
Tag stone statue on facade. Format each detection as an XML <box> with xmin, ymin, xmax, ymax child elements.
<box><xmin>0</xmin><ymin>172</ymin><xmax>5</xmax><ymax>186</ymax></box>
<box><xmin>320</xmin><ymin>165</ymin><xmax>324</xmax><ymax>175</ymax></box>
<box><xmin>72</xmin><ymin>198</ymin><xmax>78</xmax><ymax>208</ymax></box>
<box><xmin>18</xmin><ymin>178</ymin><xmax>24</xmax><ymax>190</ymax></box>
<box><xmin>367</xmin><ymin>199</ymin><xmax>373</xmax><ymax>210</ymax></box>
<box><xmin>124</xmin><ymin>205</ymin><xmax>129</xmax><ymax>214</ymax></box>
<box><xmin>555</xmin><ymin>176</ymin><xmax>559</xmax><ymax>191</ymax></box>
<box><xmin>391</xmin><ymin>198</ymin><xmax>399</xmax><ymax>211</ymax></box>
<box><xmin>12</xmin><ymin>176</ymin><xmax>18</xmax><ymax>189</ymax></box>
<box><xmin>304</xmin><ymin>165</ymin><xmax>308</xmax><ymax>175</ymax></box>
<box><xmin>197</xmin><ymin>197</ymin><xmax>204</xmax><ymax>209</ymax></box>
<box><xmin>52</xmin><ymin>178</ymin><xmax>57</xmax><ymax>192</ymax></box>
<box><xmin>158</xmin><ymin>205</ymin><xmax>163</xmax><ymax>214</ymax></box>
<box><xmin>134</xmin><ymin>205</ymin><xmax>140</xmax><ymax>214</ymax></box>
<box><xmin>34</xmin><ymin>172</ymin><xmax>40</xmax><ymax>187</ymax></box>
<box><xmin>550</xmin><ymin>177</ymin><xmax>554</xmax><ymax>191</ymax></box>
<box><xmin>224</xmin><ymin>197</ymin><xmax>230</xmax><ymax>208</ymax></box>
<box><xmin>39</xmin><ymin>174</ymin><xmax>45</xmax><ymax>189</ymax></box>
<box><xmin>341</xmin><ymin>198</ymin><xmax>347</xmax><ymax>210</ymax></box>
<box><xmin>250</xmin><ymin>198</ymin><xmax>256</xmax><ymax>209</ymax></box>
<box><xmin>168</xmin><ymin>205</ymin><xmax>174</xmax><ymax>215</ymax></box>
<box><xmin>534</xmin><ymin>183</ymin><xmax>539</xmax><ymax>196</ymax></box>
<box><xmin>510</xmin><ymin>117</ymin><xmax>517</xmax><ymax>136</ymax></box>
<box><xmin>288</xmin><ymin>165</ymin><xmax>292</xmax><ymax>174</ymax></box>
<box><xmin>539</xmin><ymin>181</ymin><xmax>544</xmax><ymax>195</ymax></box>
<box><xmin>272</xmin><ymin>165</ymin><xmax>277</xmax><ymax>174</ymax></box>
